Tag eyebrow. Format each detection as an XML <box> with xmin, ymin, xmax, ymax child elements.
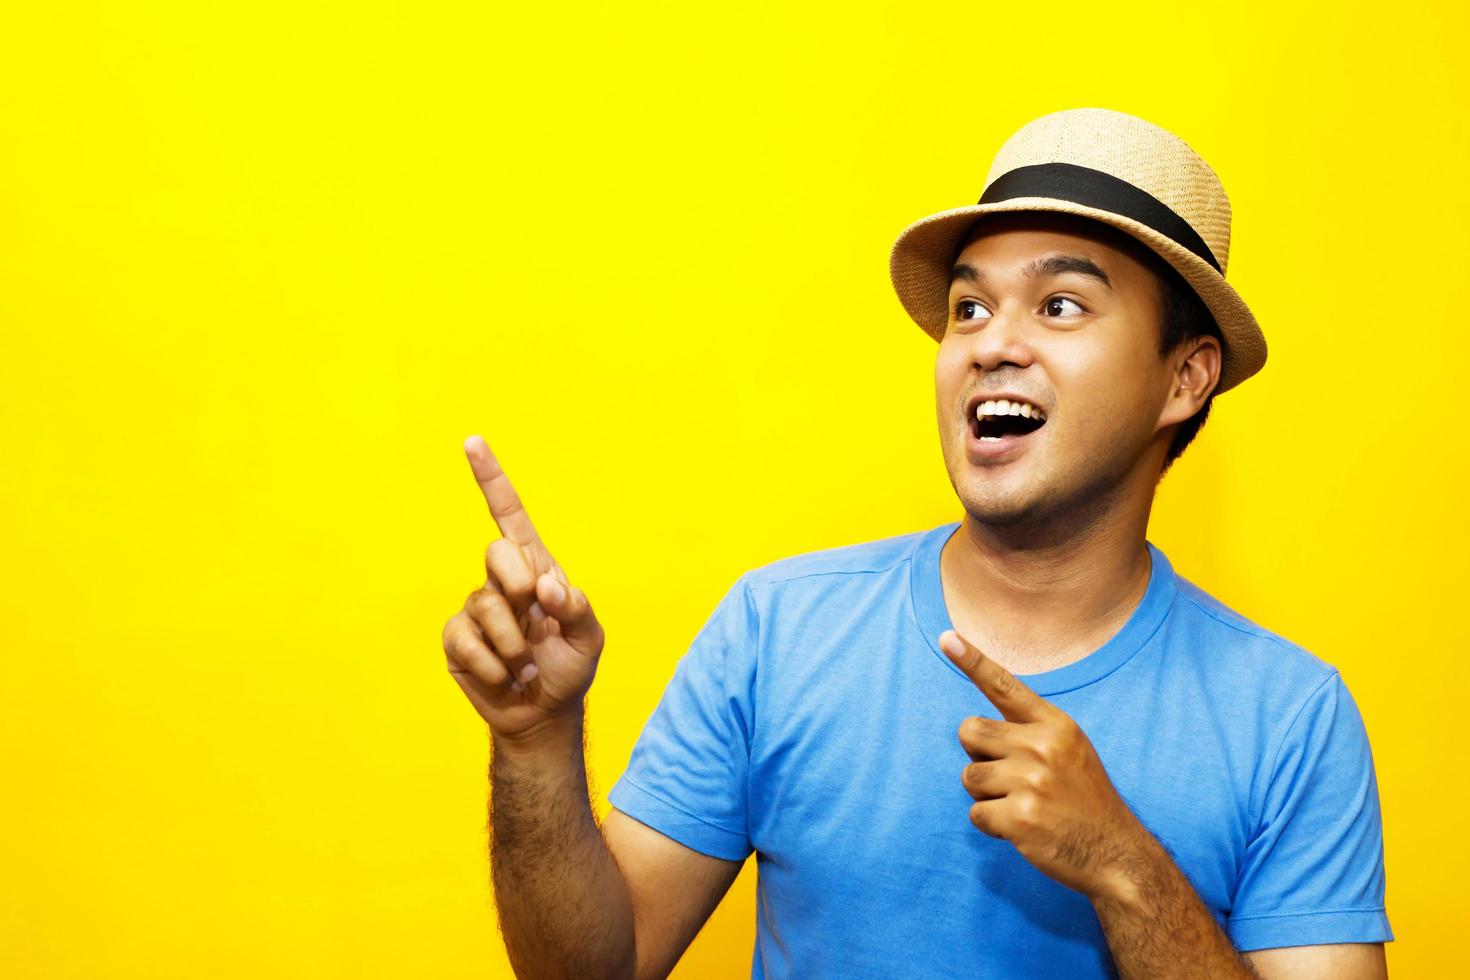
<box><xmin>950</xmin><ymin>254</ymin><xmax>1113</xmax><ymax>291</ymax></box>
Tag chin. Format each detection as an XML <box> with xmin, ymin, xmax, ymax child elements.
<box><xmin>948</xmin><ymin>471</ymin><xmax>1042</xmax><ymax>525</ymax></box>
<box><xmin>940</xmin><ymin>447</ymin><xmax>1024</xmax><ymax>516</ymax></box>
<box><xmin>958</xmin><ymin>494</ymin><xmax>1040</xmax><ymax>527</ymax></box>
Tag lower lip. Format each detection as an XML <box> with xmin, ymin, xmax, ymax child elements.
<box><xmin>965</xmin><ymin>418</ymin><xmax>1046</xmax><ymax>462</ymax></box>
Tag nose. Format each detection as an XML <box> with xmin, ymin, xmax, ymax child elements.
<box><xmin>962</xmin><ymin>302</ymin><xmax>1037</xmax><ymax>374</ymax></box>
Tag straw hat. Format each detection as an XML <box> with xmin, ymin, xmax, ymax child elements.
<box><xmin>889</xmin><ymin>107</ymin><xmax>1266</xmax><ymax>396</ymax></box>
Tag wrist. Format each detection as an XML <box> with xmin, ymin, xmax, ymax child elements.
<box><xmin>1092</xmin><ymin>864</ymin><xmax>1145</xmax><ymax>912</ymax></box>
<box><xmin>491</xmin><ymin>706</ymin><xmax>585</xmax><ymax>760</ymax></box>
<box><xmin>1091</xmin><ymin>821</ymin><xmax>1161</xmax><ymax>910</ymax></box>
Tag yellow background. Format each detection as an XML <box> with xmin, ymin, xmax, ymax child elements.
<box><xmin>3</xmin><ymin>1</ymin><xmax>1464</xmax><ymax>976</ymax></box>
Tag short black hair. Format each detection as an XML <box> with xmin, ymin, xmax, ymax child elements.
<box><xmin>1142</xmin><ymin>250</ymin><xmax>1223</xmax><ymax>477</ymax></box>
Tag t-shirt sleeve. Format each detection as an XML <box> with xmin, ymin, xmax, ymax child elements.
<box><xmin>1227</xmin><ymin>671</ymin><xmax>1394</xmax><ymax>950</ymax></box>
<box><xmin>605</xmin><ymin>574</ymin><xmax>758</xmax><ymax>862</ymax></box>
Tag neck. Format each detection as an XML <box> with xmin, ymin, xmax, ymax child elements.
<box><xmin>940</xmin><ymin>470</ymin><xmax>1157</xmax><ymax>674</ymax></box>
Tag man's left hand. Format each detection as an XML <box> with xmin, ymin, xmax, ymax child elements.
<box><xmin>940</xmin><ymin>628</ymin><xmax>1150</xmax><ymax>901</ymax></box>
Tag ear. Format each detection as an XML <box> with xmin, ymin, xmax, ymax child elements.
<box><xmin>1161</xmin><ymin>335</ymin><xmax>1222</xmax><ymax>428</ymax></box>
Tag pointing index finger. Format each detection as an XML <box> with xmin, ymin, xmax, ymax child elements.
<box><xmin>939</xmin><ymin>628</ymin><xmax>1049</xmax><ymax>723</ymax></box>
<box><xmin>463</xmin><ymin>434</ymin><xmax>551</xmax><ymax>560</ymax></box>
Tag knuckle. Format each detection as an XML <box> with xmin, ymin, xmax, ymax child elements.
<box><xmin>444</xmin><ymin>626</ymin><xmax>475</xmax><ymax>665</ymax></box>
<box><xmin>445</xmin><ymin>610</ymin><xmax>472</xmax><ymax>637</ymax></box>
<box><xmin>487</xmin><ymin>536</ymin><xmax>523</xmax><ymax>568</ymax></box>
<box><xmin>467</xmin><ymin>581</ymin><xmax>499</xmax><ymax>608</ymax></box>
<box><xmin>1022</xmin><ymin>767</ymin><xmax>1049</xmax><ymax>794</ymax></box>
<box><xmin>962</xmin><ymin>716</ymin><xmax>999</xmax><ymax>742</ymax></box>
<box><xmin>1032</xmin><ymin>733</ymin><xmax>1066</xmax><ymax>767</ymax></box>
<box><xmin>992</xmin><ymin>669</ymin><xmax>1018</xmax><ymax>698</ymax></box>
<box><xmin>1015</xmin><ymin>793</ymin><xmax>1042</xmax><ymax>827</ymax></box>
<box><xmin>482</xmin><ymin>588</ymin><xmax>513</xmax><ymax>616</ymax></box>
<box><xmin>465</xmin><ymin>587</ymin><xmax>502</xmax><ymax>620</ymax></box>
<box><xmin>467</xmin><ymin>592</ymin><xmax>523</xmax><ymax>648</ymax></box>
<box><xmin>969</xmin><ymin>802</ymin><xmax>995</xmax><ymax>836</ymax></box>
<box><xmin>487</xmin><ymin>540</ymin><xmax>535</xmax><ymax>597</ymax></box>
<box><xmin>483</xmin><ymin>543</ymin><xmax>503</xmax><ymax>578</ymax></box>
<box><xmin>492</xmin><ymin>612</ymin><xmax>531</xmax><ymax>658</ymax></box>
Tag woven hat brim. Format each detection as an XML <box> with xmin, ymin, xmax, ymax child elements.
<box><xmin>889</xmin><ymin>197</ymin><xmax>1267</xmax><ymax>397</ymax></box>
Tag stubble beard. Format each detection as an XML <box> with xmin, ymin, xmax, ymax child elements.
<box><xmin>946</xmin><ymin>428</ymin><xmax>1129</xmax><ymax>549</ymax></box>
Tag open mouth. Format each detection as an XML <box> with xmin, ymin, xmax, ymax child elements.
<box><xmin>970</xmin><ymin>411</ymin><xmax>1047</xmax><ymax>441</ymax></box>
<box><xmin>963</xmin><ymin>396</ymin><xmax>1049</xmax><ymax>461</ymax></box>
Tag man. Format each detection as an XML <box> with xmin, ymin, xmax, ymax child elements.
<box><xmin>442</xmin><ymin>108</ymin><xmax>1393</xmax><ymax>978</ymax></box>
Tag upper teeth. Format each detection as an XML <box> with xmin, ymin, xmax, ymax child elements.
<box><xmin>975</xmin><ymin>399</ymin><xmax>1046</xmax><ymax>421</ymax></box>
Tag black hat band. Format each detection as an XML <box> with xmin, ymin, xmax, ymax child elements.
<box><xmin>977</xmin><ymin>162</ymin><xmax>1222</xmax><ymax>274</ymax></box>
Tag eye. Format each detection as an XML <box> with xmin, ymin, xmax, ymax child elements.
<box><xmin>1044</xmin><ymin>296</ymin><xmax>1086</xmax><ymax>317</ymax></box>
<box><xmin>954</xmin><ymin>299</ymin><xmax>991</xmax><ymax>321</ymax></box>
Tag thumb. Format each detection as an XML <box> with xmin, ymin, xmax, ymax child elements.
<box><xmin>535</xmin><ymin>570</ymin><xmax>603</xmax><ymax>653</ymax></box>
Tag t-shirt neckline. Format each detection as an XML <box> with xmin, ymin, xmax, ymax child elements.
<box><xmin>909</xmin><ymin>521</ymin><xmax>1179</xmax><ymax>695</ymax></box>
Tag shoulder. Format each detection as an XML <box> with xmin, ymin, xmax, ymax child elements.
<box><xmin>1164</xmin><ymin>566</ymin><xmax>1345</xmax><ymax>712</ymax></box>
<box><xmin>1153</xmin><ymin>566</ymin><xmax>1383</xmax><ymax>824</ymax></box>
<box><xmin>740</xmin><ymin>525</ymin><xmax>931</xmax><ymax>590</ymax></box>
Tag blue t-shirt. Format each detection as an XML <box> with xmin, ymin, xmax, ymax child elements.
<box><xmin>606</xmin><ymin>521</ymin><xmax>1393</xmax><ymax>978</ymax></box>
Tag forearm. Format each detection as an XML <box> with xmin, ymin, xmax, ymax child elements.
<box><xmin>1091</xmin><ymin>829</ymin><xmax>1263</xmax><ymax>979</ymax></box>
<box><xmin>489</xmin><ymin>709</ymin><xmax>636</xmax><ymax>980</ymax></box>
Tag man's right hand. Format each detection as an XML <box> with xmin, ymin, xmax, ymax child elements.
<box><xmin>441</xmin><ymin>434</ymin><xmax>607</xmax><ymax>744</ymax></box>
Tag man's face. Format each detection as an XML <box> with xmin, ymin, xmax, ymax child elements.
<box><xmin>935</xmin><ymin>211</ymin><xmax>1183</xmax><ymax>527</ymax></box>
